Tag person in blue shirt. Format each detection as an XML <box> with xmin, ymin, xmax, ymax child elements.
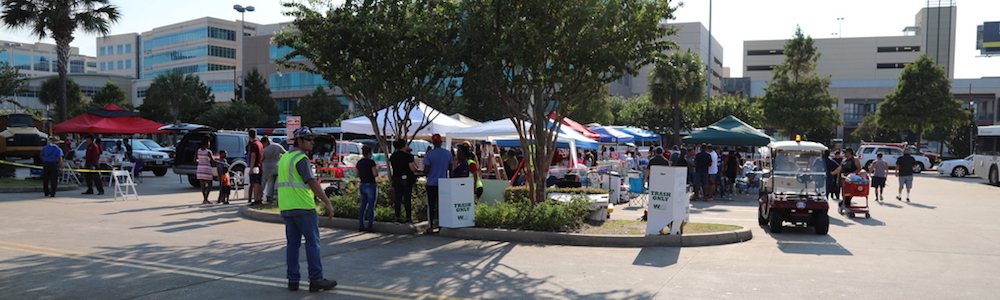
<box><xmin>40</xmin><ymin>136</ymin><xmax>65</xmax><ymax>197</ymax></box>
<box><xmin>422</xmin><ymin>134</ymin><xmax>452</xmax><ymax>234</ymax></box>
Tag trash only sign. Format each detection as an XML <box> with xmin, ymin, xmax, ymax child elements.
<box><xmin>646</xmin><ymin>166</ymin><xmax>689</xmax><ymax>235</ymax></box>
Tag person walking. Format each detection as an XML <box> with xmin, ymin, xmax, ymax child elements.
<box><xmin>423</xmin><ymin>134</ymin><xmax>452</xmax><ymax>234</ymax></box>
<box><xmin>40</xmin><ymin>136</ymin><xmax>64</xmax><ymax>197</ymax></box>
<box><xmin>196</xmin><ymin>137</ymin><xmax>228</xmax><ymax>205</ymax></box>
<box><xmin>693</xmin><ymin>144</ymin><xmax>712</xmax><ymax>201</ymax></box>
<box><xmin>724</xmin><ymin>151</ymin><xmax>741</xmax><ymax>199</ymax></box>
<box><xmin>829</xmin><ymin>148</ymin><xmax>862</xmax><ymax>207</ymax></box>
<box><xmin>895</xmin><ymin>148</ymin><xmax>917</xmax><ymax>202</ymax></box>
<box><xmin>262</xmin><ymin>136</ymin><xmax>287</xmax><ymax>203</ymax></box>
<box><xmin>81</xmin><ymin>134</ymin><xmax>105</xmax><ymax>195</ymax></box>
<box><xmin>356</xmin><ymin>144</ymin><xmax>378</xmax><ymax>232</ymax></box>
<box><xmin>707</xmin><ymin>145</ymin><xmax>720</xmax><ymax>198</ymax></box>
<box><xmin>389</xmin><ymin>139</ymin><xmax>417</xmax><ymax>223</ymax></box>
<box><xmin>246</xmin><ymin>129</ymin><xmax>265</xmax><ymax>206</ymax></box>
<box><xmin>277</xmin><ymin>127</ymin><xmax>337</xmax><ymax>292</ymax></box>
<box><xmin>871</xmin><ymin>153</ymin><xmax>890</xmax><ymax>201</ymax></box>
<box><xmin>824</xmin><ymin>150</ymin><xmax>841</xmax><ymax>200</ymax></box>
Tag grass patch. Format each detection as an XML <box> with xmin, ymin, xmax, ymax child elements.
<box><xmin>574</xmin><ymin>220</ymin><xmax>742</xmax><ymax>235</ymax></box>
<box><xmin>0</xmin><ymin>178</ymin><xmax>43</xmax><ymax>187</ymax></box>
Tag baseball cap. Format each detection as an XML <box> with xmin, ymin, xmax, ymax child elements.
<box><xmin>653</xmin><ymin>147</ymin><xmax>664</xmax><ymax>154</ymax></box>
<box><xmin>671</xmin><ymin>145</ymin><xmax>679</xmax><ymax>150</ymax></box>
<box><xmin>431</xmin><ymin>134</ymin><xmax>443</xmax><ymax>143</ymax></box>
<box><xmin>293</xmin><ymin>126</ymin><xmax>313</xmax><ymax>138</ymax></box>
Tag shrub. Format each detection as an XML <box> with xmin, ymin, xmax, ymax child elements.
<box><xmin>330</xmin><ymin>178</ymin><xmax>428</xmax><ymax>222</ymax></box>
<box><xmin>475</xmin><ymin>196</ymin><xmax>591</xmax><ymax>231</ymax></box>
<box><xmin>0</xmin><ymin>163</ymin><xmax>15</xmax><ymax>179</ymax></box>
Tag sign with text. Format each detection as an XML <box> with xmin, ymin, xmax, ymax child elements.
<box><xmin>646</xmin><ymin>166</ymin><xmax>689</xmax><ymax>235</ymax></box>
<box><xmin>285</xmin><ymin>116</ymin><xmax>301</xmax><ymax>139</ymax></box>
<box><xmin>438</xmin><ymin>178</ymin><xmax>475</xmax><ymax>228</ymax></box>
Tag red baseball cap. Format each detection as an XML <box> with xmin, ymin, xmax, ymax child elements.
<box><xmin>432</xmin><ymin>134</ymin><xmax>443</xmax><ymax>143</ymax></box>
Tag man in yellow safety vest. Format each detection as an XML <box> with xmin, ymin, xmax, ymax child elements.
<box><xmin>277</xmin><ymin>126</ymin><xmax>337</xmax><ymax>292</ymax></box>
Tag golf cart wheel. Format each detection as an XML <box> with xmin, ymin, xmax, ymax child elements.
<box><xmin>814</xmin><ymin>210</ymin><xmax>829</xmax><ymax>235</ymax></box>
<box><xmin>768</xmin><ymin>209</ymin><xmax>783</xmax><ymax>233</ymax></box>
<box><xmin>865</xmin><ymin>213</ymin><xmax>871</xmax><ymax>219</ymax></box>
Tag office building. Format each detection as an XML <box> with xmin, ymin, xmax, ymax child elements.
<box><xmin>1</xmin><ymin>40</ymin><xmax>98</xmax><ymax>110</ymax></box>
<box><xmin>609</xmin><ymin>22</ymin><xmax>724</xmax><ymax>98</ymax></box>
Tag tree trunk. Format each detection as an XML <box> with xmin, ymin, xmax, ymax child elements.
<box><xmin>672</xmin><ymin>104</ymin><xmax>682</xmax><ymax>146</ymax></box>
<box><xmin>54</xmin><ymin>34</ymin><xmax>73</xmax><ymax>138</ymax></box>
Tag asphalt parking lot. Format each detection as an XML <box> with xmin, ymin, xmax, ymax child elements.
<box><xmin>1</xmin><ymin>163</ymin><xmax>999</xmax><ymax>299</ymax></box>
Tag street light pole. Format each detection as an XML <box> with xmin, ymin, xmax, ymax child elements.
<box><xmin>837</xmin><ymin>17</ymin><xmax>844</xmax><ymax>38</ymax></box>
<box><xmin>233</xmin><ymin>4</ymin><xmax>254</xmax><ymax>102</ymax></box>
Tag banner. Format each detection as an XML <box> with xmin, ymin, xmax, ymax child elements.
<box><xmin>285</xmin><ymin>116</ymin><xmax>301</xmax><ymax>139</ymax></box>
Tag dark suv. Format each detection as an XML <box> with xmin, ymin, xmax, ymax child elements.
<box><xmin>166</xmin><ymin>124</ymin><xmax>251</xmax><ymax>187</ymax></box>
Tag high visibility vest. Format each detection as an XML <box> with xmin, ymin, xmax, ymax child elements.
<box><xmin>277</xmin><ymin>151</ymin><xmax>315</xmax><ymax>211</ymax></box>
<box><xmin>468</xmin><ymin>159</ymin><xmax>483</xmax><ymax>188</ymax></box>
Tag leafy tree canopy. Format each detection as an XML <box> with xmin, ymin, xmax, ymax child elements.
<box><xmin>649</xmin><ymin>50</ymin><xmax>705</xmax><ymax>145</ymax></box>
<box><xmin>137</xmin><ymin>71</ymin><xmax>214</xmax><ymax>125</ymax></box>
<box><xmin>850</xmin><ymin>114</ymin><xmax>902</xmax><ymax>144</ymax></box>
<box><xmin>569</xmin><ymin>85</ymin><xmax>616</xmax><ymax>126</ymax></box>
<box><xmin>75</xmin><ymin>80</ymin><xmax>132</xmax><ymax>115</ymax></box>
<box><xmin>294</xmin><ymin>86</ymin><xmax>344</xmax><ymax>128</ymax></box>
<box><xmin>876</xmin><ymin>54</ymin><xmax>967</xmax><ymax>146</ymax></box>
<box><xmin>195</xmin><ymin>101</ymin><xmax>269</xmax><ymax>130</ymax></box>
<box><xmin>0</xmin><ymin>61</ymin><xmax>26</xmax><ymax>109</ymax></box>
<box><xmin>237</xmin><ymin>67</ymin><xmax>278</xmax><ymax>125</ymax></box>
<box><xmin>38</xmin><ymin>77</ymin><xmax>82</xmax><ymax>116</ymax></box>
<box><xmin>758</xmin><ymin>27</ymin><xmax>841</xmax><ymax>137</ymax></box>
<box><xmin>688</xmin><ymin>94</ymin><xmax>764</xmax><ymax>129</ymax></box>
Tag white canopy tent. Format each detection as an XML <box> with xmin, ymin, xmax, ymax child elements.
<box><xmin>340</xmin><ymin>102</ymin><xmax>472</xmax><ymax>138</ymax></box>
<box><xmin>450</xmin><ymin>113</ymin><xmax>483</xmax><ymax>126</ymax></box>
<box><xmin>446</xmin><ymin>118</ymin><xmax>599</xmax><ymax>169</ymax></box>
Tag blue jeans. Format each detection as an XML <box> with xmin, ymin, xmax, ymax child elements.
<box><xmin>284</xmin><ymin>211</ymin><xmax>323</xmax><ymax>282</ymax></box>
<box><xmin>358</xmin><ymin>182</ymin><xmax>377</xmax><ymax>228</ymax></box>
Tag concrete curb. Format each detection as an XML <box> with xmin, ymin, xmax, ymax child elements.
<box><xmin>0</xmin><ymin>185</ymin><xmax>80</xmax><ymax>193</ymax></box>
<box><xmin>239</xmin><ymin>207</ymin><xmax>751</xmax><ymax>247</ymax></box>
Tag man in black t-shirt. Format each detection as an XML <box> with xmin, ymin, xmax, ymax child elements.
<box><xmin>693</xmin><ymin>144</ymin><xmax>713</xmax><ymax>200</ymax></box>
<box><xmin>389</xmin><ymin>139</ymin><xmax>418</xmax><ymax>223</ymax></box>
<box><xmin>894</xmin><ymin>148</ymin><xmax>917</xmax><ymax>202</ymax></box>
<box><xmin>645</xmin><ymin>147</ymin><xmax>670</xmax><ymax>183</ymax></box>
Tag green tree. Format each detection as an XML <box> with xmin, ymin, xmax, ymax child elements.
<box><xmin>459</xmin><ymin>0</ymin><xmax>676</xmax><ymax>202</ymax></box>
<box><xmin>851</xmin><ymin>114</ymin><xmax>902</xmax><ymax>143</ymax></box>
<box><xmin>876</xmin><ymin>55</ymin><xmax>967</xmax><ymax>148</ymax></box>
<box><xmin>649</xmin><ymin>50</ymin><xmax>706</xmax><ymax>145</ymax></box>
<box><xmin>569</xmin><ymin>86</ymin><xmax>615</xmax><ymax>126</ymax></box>
<box><xmin>758</xmin><ymin>27</ymin><xmax>841</xmax><ymax>137</ymax></box>
<box><xmin>138</xmin><ymin>71</ymin><xmax>214</xmax><ymax>125</ymax></box>
<box><xmin>455</xmin><ymin>70</ymin><xmax>506</xmax><ymax>122</ymax></box>
<box><xmin>948</xmin><ymin>118</ymin><xmax>974</xmax><ymax>157</ymax></box>
<box><xmin>294</xmin><ymin>86</ymin><xmax>344</xmax><ymax>127</ymax></box>
<box><xmin>618</xmin><ymin>94</ymin><xmax>675</xmax><ymax>138</ymax></box>
<box><xmin>688</xmin><ymin>94</ymin><xmax>764</xmax><ymax>129</ymax></box>
<box><xmin>1</xmin><ymin>0</ymin><xmax>121</xmax><ymax>125</ymax></box>
<box><xmin>236</xmin><ymin>67</ymin><xmax>278</xmax><ymax>125</ymax></box>
<box><xmin>274</xmin><ymin>0</ymin><xmax>463</xmax><ymax>155</ymax></box>
<box><xmin>75</xmin><ymin>80</ymin><xmax>131</xmax><ymax>114</ymax></box>
<box><xmin>0</xmin><ymin>61</ymin><xmax>26</xmax><ymax>109</ymax></box>
<box><xmin>38</xmin><ymin>77</ymin><xmax>82</xmax><ymax>115</ymax></box>
<box><xmin>195</xmin><ymin>101</ymin><xmax>269</xmax><ymax>130</ymax></box>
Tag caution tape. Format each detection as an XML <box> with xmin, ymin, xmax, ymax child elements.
<box><xmin>0</xmin><ymin>159</ymin><xmax>113</xmax><ymax>173</ymax></box>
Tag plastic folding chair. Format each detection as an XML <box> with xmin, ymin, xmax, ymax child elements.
<box><xmin>59</xmin><ymin>161</ymin><xmax>82</xmax><ymax>186</ymax></box>
<box><xmin>627</xmin><ymin>177</ymin><xmax>648</xmax><ymax>207</ymax></box>
<box><xmin>111</xmin><ymin>169</ymin><xmax>139</xmax><ymax>201</ymax></box>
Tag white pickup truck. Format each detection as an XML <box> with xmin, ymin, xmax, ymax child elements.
<box><xmin>857</xmin><ymin>144</ymin><xmax>932</xmax><ymax>173</ymax></box>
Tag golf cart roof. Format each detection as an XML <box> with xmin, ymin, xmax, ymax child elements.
<box><xmin>768</xmin><ymin>140</ymin><xmax>828</xmax><ymax>151</ymax></box>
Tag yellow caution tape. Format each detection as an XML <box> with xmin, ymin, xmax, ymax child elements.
<box><xmin>0</xmin><ymin>159</ymin><xmax>113</xmax><ymax>173</ymax></box>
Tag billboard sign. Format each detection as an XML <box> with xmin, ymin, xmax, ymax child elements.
<box><xmin>982</xmin><ymin>22</ymin><xmax>1000</xmax><ymax>54</ymax></box>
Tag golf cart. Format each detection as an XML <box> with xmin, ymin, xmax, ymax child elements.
<box><xmin>758</xmin><ymin>139</ymin><xmax>830</xmax><ymax>235</ymax></box>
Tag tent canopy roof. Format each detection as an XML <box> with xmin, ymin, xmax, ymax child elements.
<box><xmin>446</xmin><ymin>118</ymin><xmax>598</xmax><ymax>150</ymax></box>
<box><xmin>681</xmin><ymin>116</ymin><xmax>773</xmax><ymax>146</ymax></box>
<box><xmin>589</xmin><ymin>126</ymin><xmax>635</xmax><ymax>144</ymax></box>
<box><xmin>340</xmin><ymin>102</ymin><xmax>471</xmax><ymax>138</ymax></box>
<box><xmin>53</xmin><ymin>104</ymin><xmax>168</xmax><ymax>134</ymax></box>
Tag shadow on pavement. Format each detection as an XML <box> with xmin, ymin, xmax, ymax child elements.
<box><xmin>764</xmin><ymin>228</ymin><xmax>853</xmax><ymax>256</ymax></box>
<box><xmin>905</xmin><ymin>202</ymin><xmax>937</xmax><ymax>209</ymax></box>
<box><xmin>631</xmin><ymin>247</ymin><xmax>680</xmax><ymax>267</ymax></box>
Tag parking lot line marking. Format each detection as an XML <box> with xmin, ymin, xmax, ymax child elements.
<box><xmin>0</xmin><ymin>240</ymin><xmax>475</xmax><ymax>300</ymax></box>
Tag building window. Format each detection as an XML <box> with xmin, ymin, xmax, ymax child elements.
<box><xmin>876</xmin><ymin>63</ymin><xmax>908</xmax><ymax>69</ymax></box>
<box><xmin>31</xmin><ymin>56</ymin><xmax>51</xmax><ymax>72</ymax></box>
<box><xmin>270</xmin><ymin>72</ymin><xmax>329</xmax><ymax>91</ymax></box>
<box><xmin>125</xmin><ymin>44</ymin><xmax>132</xmax><ymax>53</ymax></box>
<box><xmin>100</xmin><ymin>62</ymin><xmax>106</xmax><ymax>71</ymax></box>
<box><xmin>108</xmin><ymin>61</ymin><xmax>113</xmax><ymax>70</ymax></box>
<box><xmin>137</xmin><ymin>87</ymin><xmax>148</xmax><ymax>98</ymax></box>
<box><xmin>125</xmin><ymin>59</ymin><xmax>131</xmax><ymax>69</ymax></box>
<box><xmin>877</xmin><ymin>46</ymin><xmax>920</xmax><ymax>53</ymax></box>
<box><xmin>746</xmin><ymin>65</ymin><xmax>775</xmax><ymax>71</ymax></box>
<box><xmin>747</xmin><ymin>49</ymin><xmax>784</xmax><ymax>55</ymax></box>
<box><xmin>118</xmin><ymin>60</ymin><xmax>124</xmax><ymax>69</ymax></box>
<box><xmin>143</xmin><ymin>45</ymin><xmax>236</xmax><ymax>69</ymax></box>
<box><xmin>143</xmin><ymin>27</ymin><xmax>236</xmax><ymax>52</ymax></box>
<box><xmin>86</xmin><ymin>61</ymin><xmax>97</xmax><ymax>68</ymax></box>
<box><xmin>844</xmin><ymin>99</ymin><xmax>882</xmax><ymax>126</ymax></box>
<box><xmin>117</xmin><ymin>44</ymin><xmax>123</xmax><ymax>54</ymax></box>
<box><xmin>13</xmin><ymin>53</ymin><xmax>30</xmax><ymax>70</ymax></box>
<box><xmin>70</xmin><ymin>59</ymin><xmax>85</xmax><ymax>73</ymax></box>
<box><xmin>99</xmin><ymin>47</ymin><xmax>106</xmax><ymax>56</ymax></box>
<box><xmin>269</xmin><ymin>45</ymin><xmax>307</xmax><ymax>61</ymax></box>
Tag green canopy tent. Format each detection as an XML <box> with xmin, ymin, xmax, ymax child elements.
<box><xmin>682</xmin><ymin>116</ymin><xmax>774</xmax><ymax>146</ymax></box>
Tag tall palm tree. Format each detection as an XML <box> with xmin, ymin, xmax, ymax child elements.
<box><xmin>648</xmin><ymin>50</ymin><xmax>706</xmax><ymax>146</ymax></box>
<box><xmin>1</xmin><ymin>0</ymin><xmax>121</xmax><ymax>127</ymax></box>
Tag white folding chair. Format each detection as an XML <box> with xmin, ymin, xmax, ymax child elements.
<box><xmin>112</xmin><ymin>169</ymin><xmax>139</xmax><ymax>201</ymax></box>
<box><xmin>59</xmin><ymin>161</ymin><xmax>83</xmax><ymax>186</ymax></box>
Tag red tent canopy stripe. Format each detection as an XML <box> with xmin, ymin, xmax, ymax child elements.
<box><xmin>53</xmin><ymin>104</ymin><xmax>169</xmax><ymax>134</ymax></box>
<box><xmin>547</xmin><ymin>112</ymin><xmax>600</xmax><ymax>139</ymax></box>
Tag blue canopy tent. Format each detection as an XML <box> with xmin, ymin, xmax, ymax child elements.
<box><xmin>611</xmin><ymin>126</ymin><xmax>661</xmax><ymax>142</ymax></box>
<box><xmin>589</xmin><ymin>126</ymin><xmax>635</xmax><ymax>144</ymax></box>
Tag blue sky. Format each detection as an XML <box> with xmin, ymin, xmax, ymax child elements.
<box><xmin>1</xmin><ymin>0</ymin><xmax>998</xmax><ymax>79</ymax></box>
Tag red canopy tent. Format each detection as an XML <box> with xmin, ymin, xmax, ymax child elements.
<box><xmin>547</xmin><ymin>112</ymin><xmax>600</xmax><ymax>140</ymax></box>
<box><xmin>53</xmin><ymin>104</ymin><xmax>169</xmax><ymax>134</ymax></box>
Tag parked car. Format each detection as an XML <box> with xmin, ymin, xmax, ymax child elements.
<box><xmin>135</xmin><ymin>139</ymin><xmax>174</xmax><ymax>160</ymax></box>
<box><xmin>163</xmin><ymin>124</ymin><xmax>251</xmax><ymax>187</ymax></box>
<box><xmin>858</xmin><ymin>144</ymin><xmax>932</xmax><ymax>173</ymax></box>
<box><xmin>937</xmin><ymin>155</ymin><xmax>975</xmax><ymax>177</ymax></box>
<box><xmin>73</xmin><ymin>138</ymin><xmax>172</xmax><ymax>176</ymax></box>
